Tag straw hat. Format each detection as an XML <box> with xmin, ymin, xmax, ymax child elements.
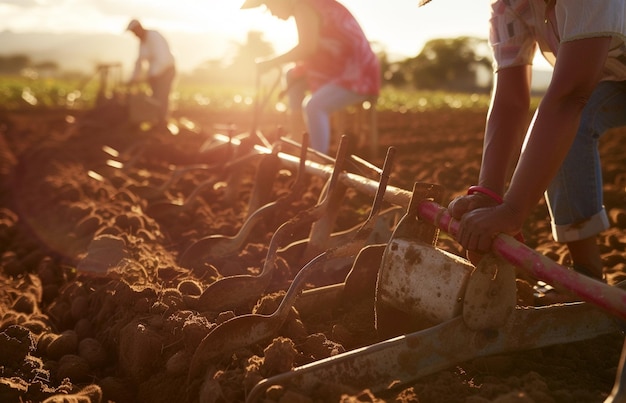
<box><xmin>240</xmin><ymin>0</ymin><xmax>266</xmax><ymax>9</ymax></box>
<box><xmin>126</xmin><ymin>19</ymin><xmax>142</xmax><ymax>31</ymax></box>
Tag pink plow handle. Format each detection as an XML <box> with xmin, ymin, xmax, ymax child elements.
<box><xmin>418</xmin><ymin>200</ymin><xmax>626</xmax><ymax>322</ymax></box>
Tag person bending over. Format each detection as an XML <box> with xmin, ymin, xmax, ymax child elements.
<box><xmin>419</xmin><ymin>0</ymin><xmax>626</xmax><ymax>282</ymax></box>
<box><xmin>241</xmin><ymin>0</ymin><xmax>380</xmax><ymax>154</ymax></box>
<box><xmin>126</xmin><ymin>19</ymin><xmax>177</xmax><ymax>132</ymax></box>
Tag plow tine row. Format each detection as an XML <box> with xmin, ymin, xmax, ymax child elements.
<box><xmin>179</xmin><ymin>134</ymin><xmax>312</xmax><ymax>267</ymax></box>
<box><xmin>185</xmin><ymin>135</ymin><xmax>351</xmax><ymax>314</ymax></box>
<box><xmin>220</xmin><ymin>132</ymin><xmax>626</xmax><ymax>322</ymax></box>
<box><xmin>259</xmin><ymin>141</ymin><xmax>626</xmax><ymax>323</ymax></box>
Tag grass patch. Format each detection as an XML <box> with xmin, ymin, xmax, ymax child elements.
<box><xmin>0</xmin><ymin>75</ymin><xmax>540</xmax><ymax>113</ymax></box>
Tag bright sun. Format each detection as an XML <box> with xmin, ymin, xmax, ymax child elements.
<box><xmin>160</xmin><ymin>1</ymin><xmax>297</xmax><ymax>53</ymax></box>
<box><xmin>233</xmin><ymin>8</ymin><xmax>299</xmax><ymax>55</ymax></box>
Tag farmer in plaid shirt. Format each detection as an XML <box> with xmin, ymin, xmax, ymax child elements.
<box><xmin>427</xmin><ymin>0</ymin><xmax>626</xmax><ymax>281</ymax></box>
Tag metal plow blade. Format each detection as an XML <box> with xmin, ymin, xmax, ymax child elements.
<box><xmin>246</xmin><ymin>302</ymin><xmax>621</xmax><ymax>402</ymax></box>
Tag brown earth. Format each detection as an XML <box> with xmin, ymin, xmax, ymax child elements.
<box><xmin>0</xmin><ymin>103</ymin><xmax>625</xmax><ymax>403</ymax></box>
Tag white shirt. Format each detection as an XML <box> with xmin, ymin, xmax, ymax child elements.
<box><xmin>490</xmin><ymin>0</ymin><xmax>626</xmax><ymax>81</ymax></box>
<box><xmin>131</xmin><ymin>30</ymin><xmax>175</xmax><ymax>81</ymax></box>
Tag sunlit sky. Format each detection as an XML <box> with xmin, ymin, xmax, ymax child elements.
<box><xmin>0</xmin><ymin>0</ymin><xmax>552</xmax><ymax>70</ymax></box>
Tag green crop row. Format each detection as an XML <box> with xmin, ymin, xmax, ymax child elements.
<box><xmin>0</xmin><ymin>75</ymin><xmax>539</xmax><ymax>113</ymax></box>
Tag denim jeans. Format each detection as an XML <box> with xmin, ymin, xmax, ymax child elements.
<box><xmin>148</xmin><ymin>65</ymin><xmax>176</xmax><ymax>124</ymax></box>
<box><xmin>545</xmin><ymin>80</ymin><xmax>626</xmax><ymax>242</ymax></box>
<box><xmin>288</xmin><ymin>80</ymin><xmax>370</xmax><ymax>154</ymax></box>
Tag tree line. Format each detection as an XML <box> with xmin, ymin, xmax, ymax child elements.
<box><xmin>3</xmin><ymin>31</ymin><xmax>493</xmax><ymax>93</ymax></box>
<box><xmin>185</xmin><ymin>32</ymin><xmax>493</xmax><ymax>93</ymax></box>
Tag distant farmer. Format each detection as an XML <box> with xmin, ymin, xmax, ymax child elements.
<box><xmin>240</xmin><ymin>0</ymin><xmax>380</xmax><ymax>154</ymax></box>
<box><xmin>126</xmin><ymin>18</ymin><xmax>176</xmax><ymax>132</ymax></box>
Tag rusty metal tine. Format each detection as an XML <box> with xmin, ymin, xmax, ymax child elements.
<box><xmin>391</xmin><ymin>182</ymin><xmax>443</xmax><ymax>244</ymax></box>
<box><xmin>301</xmin><ymin>145</ymin><xmax>393</xmax><ymax>266</ymax></box>
<box><xmin>264</xmin><ymin>132</ymin><xmax>310</xmax><ymax>208</ymax></box>
<box><xmin>250</xmin><ymin>134</ymin><xmax>350</xmax><ymax>276</ymax></box>
<box><xmin>246</xmin><ymin>303</ymin><xmax>619</xmax><ymax>402</ymax></box>
<box><xmin>364</xmin><ymin>147</ymin><xmax>395</xmax><ymax>222</ymax></box>
<box><xmin>245</xmin><ymin>146</ymin><xmax>282</xmax><ymax>218</ymax></box>
<box><xmin>306</xmin><ymin>145</ymin><xmax>395</xmax><ymax>258</ymax></box>
<box><xmin>300</xmin><ymin>180</ymin><xmax>347</xmax><ymax>263</ymax></box>
<box><xmin>178</xmin><ymin>134</ymin><xmax>310</xmax><ymax>267</ymax></box>
<box><xmin>259</xmin><ymin>133</ymin><xmax>311</xmax><ymax>220</ymax></box>
<box><xmin>331</xmin><ymin>146</ymin><xmax>394</xmax><ymax>247</ymax></box>
<box><xmin>180</xmin><ymin>202</ymin><xmax>278</xmax><ymax>267</ymax></box>
<box><xmin>278</xmin><ymin>204</ymin><xmax>400</xmax><ymax>257</ymax></box>
<box><xmin>189</xmin><ymin>135</ymin><xmax>350</xmax><ymax>313</ymax></box>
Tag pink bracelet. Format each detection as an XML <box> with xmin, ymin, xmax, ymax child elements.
<box><xmin>466</xmin><ymin>185</ymin><xmax>525</xmax><ymax>244</ymax></box>
<box><xmin>467</xmin><ymin>185</ymin><xmax>503</xmax><ymax>203</ymax></box>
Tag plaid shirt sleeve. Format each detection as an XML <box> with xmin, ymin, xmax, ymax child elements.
<box><xmin>489</xmin><ymin>0</ymin><xmax>538</xmax><ymax>72</ymax></box>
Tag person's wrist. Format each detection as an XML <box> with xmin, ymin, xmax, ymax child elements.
<box><xmin>467</xmin><ymin>185</ymin><xmax>525</xmax><ymax>243</ymax></box>
<box><xmin>467</xmin><ymin>185</ymin><xmax>503</xmax><ymax>203</ymax></box>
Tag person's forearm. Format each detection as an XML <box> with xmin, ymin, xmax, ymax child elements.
<box><xmin>478</xmin><ymin>66</ymin><xmax>532</xmax><ymax>196</ymax></box>
<box><xmin>504</xmin><ymin>37</ymin><xmax>611</xmax><ymax>220</ymax></box>
<box><xmin>263</xmin><ymin>4</ymin><xmax>319</xmax><ymax>70</ymax></box>
<box><xmin>479</xmin><ymin>100</ymin><xmax>529</xmax><ymax>195</ymax></box>
<box><xmin>504</xmin><ymin>97</ymin><xmax>583</xmax><ymax>219</ymax></box>
<box><xmin>265</xmin><ymin>46</ymin><xmax>310</xmax><ymax>69</ymax></box>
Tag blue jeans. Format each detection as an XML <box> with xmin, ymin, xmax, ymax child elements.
<box><xmin>288</xmin><ymin>80</ymin><xmax>370</xmax><ymax>154</ymax></box>
<box><xmin>545</xmin><ymin>80</ymin><xmax>626</xmax><ymax>242</ymax></box>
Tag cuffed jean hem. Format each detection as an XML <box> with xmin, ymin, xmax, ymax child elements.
<box><xmin>551</xmin><ymin>208</ymin><xmax>610</xmax><ymax>243</ymax></box>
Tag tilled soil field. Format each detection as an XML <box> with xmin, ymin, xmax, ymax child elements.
<box><xmin>0</xmin><ymin>105</ymin><xmax>625</xmax><ymax>403</ymax></box>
